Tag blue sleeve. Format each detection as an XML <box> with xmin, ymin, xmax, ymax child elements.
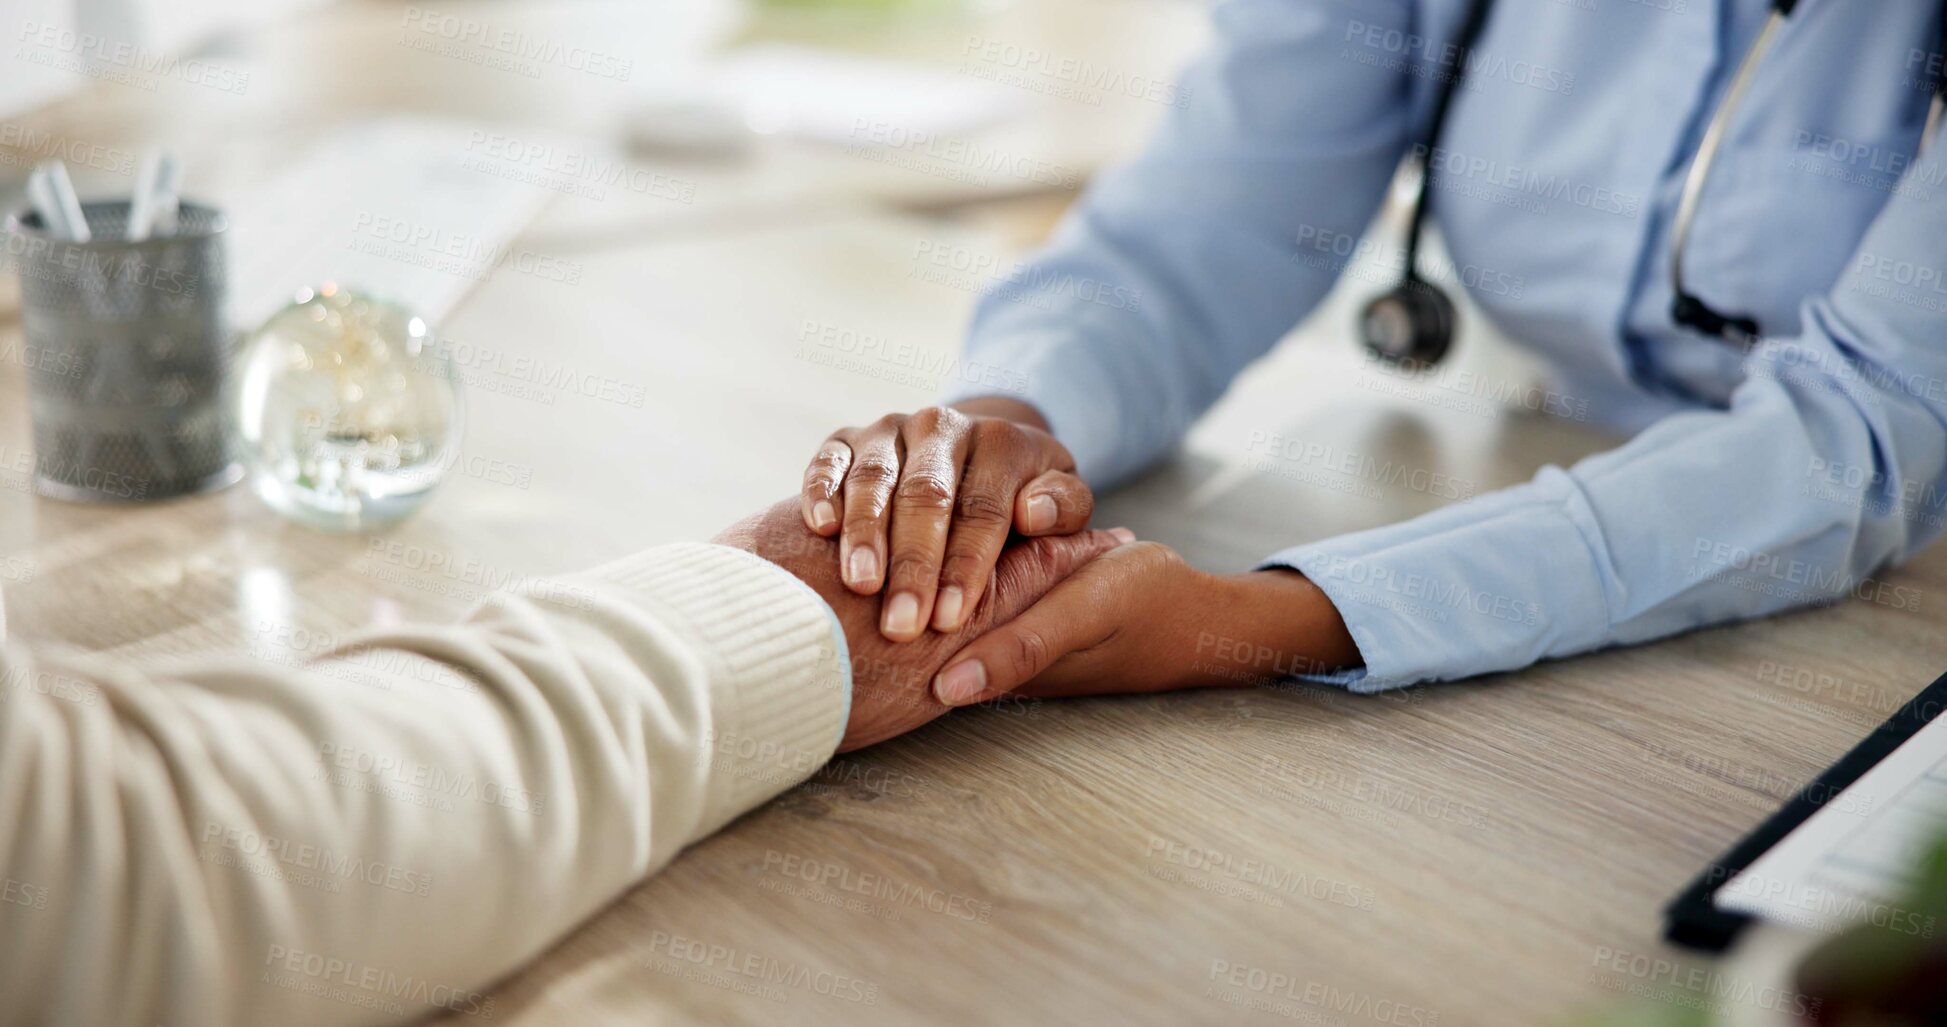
<box><xmin>942</xmin><ymin>0</ymin><xmax>1424</xmax><ymax>487</ymax></box>
<box><xmin>1263</xmin><ymin>142</ymin><xmax>1947</xmax><ymax>691</ymax></box>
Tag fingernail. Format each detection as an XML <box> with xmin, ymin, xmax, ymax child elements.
<box><xmin>1025</xmin><ymin>493</ymin><xmax>1057</xmax><ymax>532</ymax></box>
<box><xmin>934</xmin><ymin>660</ymin><xmax>988</xmax><ymax>706</ymax></box>
<box><xmin>1109</xmin><ymin>526</ymin><xmax>1136</xmax><ymax>545</ymax></box>
<box><xmin>883</xmin><ymin>592</ymin><xmax>919</xmax><ymax>636</ymax></box>
<box><xmin>811</xmin><ymin>501</ymin><xmax>837</xmax><ymax>531</ymax></box>
<box><xmin>847</xmin><ymin>547</ymin><xmax>879</xmax><ymax>587</ymax></box>
<box><xmin>932</xmin><ymin>586</ymin><xmax>964</xmax><ymax>630</ymax></box>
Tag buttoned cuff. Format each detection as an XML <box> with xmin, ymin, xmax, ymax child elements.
<box><xmin>1256</xmin><ymin>468</ymin><xmax>1617</xmax><ymax>691</ymax></box>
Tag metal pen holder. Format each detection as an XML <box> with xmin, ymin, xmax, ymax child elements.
<box><xmin>5</xmin><ymin>201</ymin><xmax>239</xmax><ymax>502</ymax></box>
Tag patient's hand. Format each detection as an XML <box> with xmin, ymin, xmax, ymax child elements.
<box><xmin>715</xmin><ymin>499</ymin><xmax>1131</xmax><ymax>750</ymax></box>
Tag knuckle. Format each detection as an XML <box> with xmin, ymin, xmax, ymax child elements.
<box><xmin>955</xmin><ymin>486</ymin><xmax>1011</xmax><ymax>524</ymax></box>
<box><xmin>1007</xmin><ymin>539</ymin><xmax>1065</xmax><ymax>585</ymax></box>
<box><xmin>1128</xmin><ymin>541</ymin><xmax>1184</xmax><ymax>573</ymax></box>
<box><xmin>1009</xmin><ymin>629</ymin><xmax>1051</xmax><ymax>679</ymax></box>
<box><xmin>971</xmin><ymin>418</ymin><xmax>1022</xmax><ymax>447</ymax></box>
<box><xmin>849</xmin><ymin>458</ymin><xmax>900</xmax><ymax>488</ymax></box>
<box><xmin>936</xmin><ymin>551</ymin><xmax>989</xmax><ymax>587</ymax></box>
<box><xmin>869</xmin><ymin>412</ymin><xmax>906</xmax><ymax>433</ymax></box>
<box><xmin>904</xmin><ymin>405</ymin><xmax>949</xmax><ymax>430</ymax></box>
<box><xmin>894</xmin><ymin>473</ymin><xmax>956</xmax><ymax>510</ymax></box>
<box><xmin>902</xmin><ymin>407</ymin><xmax>970</xmax><ymax>447</ymax></box>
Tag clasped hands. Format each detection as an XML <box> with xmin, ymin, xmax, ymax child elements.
<box><xmin>717</xmin><ymin>399</ymin><xmax>1359</xmax><ymax>752</ymax></box>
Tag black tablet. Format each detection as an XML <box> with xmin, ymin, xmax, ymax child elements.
<box><xmin>1663</xmin><ymin>669</ymin><xmax>1947</xmax><ymax>952</ymax></box>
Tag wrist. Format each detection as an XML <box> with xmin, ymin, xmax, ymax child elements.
<box><xmin>1194</xmin><ymin>569</ymin><xmax>1361</xmax><ymax>686</ymax></box>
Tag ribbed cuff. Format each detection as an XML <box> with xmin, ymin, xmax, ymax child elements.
<box><xmin>1255</xmin><ymin>468</ymin><xmax>1614</xmax><ymax>691</ymax></box>
<box><xmin>570</xmin><ymin>543</ymin><xmax>851</xmax><ymax>835</ymax></box>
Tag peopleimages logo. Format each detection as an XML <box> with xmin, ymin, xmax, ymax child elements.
<box><xmin>848</xmin><ymin>120</ymin><xmax>1081</xmax><ymax>190</ymax></box>
<box><xmin>0</xmin><ymin>124</ymin><xmax>135</xmax><ymax>174</ymax></box>
<box><xmin>1342</xmin><ymin>19</ymin><xmax>1575</xmax><ymax>95</ymax></box>
<box><xmin>796</xmin><ymin>318</ymin><xmax>1034</xmax><ymax>395</ymax></box>
<box><xmin>760</xmin><ymin>850</ymin><xmax>994</xmax><ymax>923</ymax></box>
<box><xmin>1689</xmin><ymin>536</ymin><xmax>1921</xmax><ymax>611</ymax></box>
<box><xmin>1207</xmin><ymin>960</ymin><xmax>1439</xmax><ymax>1026</ymax></box>
<box><xmin>1412</xmin><ymin>143</ymin><xmax>1642</xmax><ymax>217</ymax></box>
<box><xmin>1311</xmin><ymin>555</ymin><xmax>1542</xmax><ymax>626</ymax></box>
<box><xmin>959</xmin><ymin>36</ymin><xmax>1190</xmax><ymax>109</ymax></box>
<box><xmin>1589</xmin><ymin>946</ymin><xmax>1818</xmax><ymax>1018</ymax></box>
<box><xmin>1243</xmin><ymin>432</ymin><xmax>1479</xmax><ymax>501</ymax></box>
<box><xmin>645</xmin><ymin>931</ymin><xmax>880</xmax><ymax>1005</ymax></box>
<box><xmin>263</xmin><ymin>944</ymin><xmax>494</xmax><ymax>1017</ymax></box>
<box><xmin>15</xmin><ymin>20</ymin><xmax>251</xmax><ymax>94</ymax></box>
<box><xmin>201</xmin><ymin>824</ymin><xmax>433</xmax><ymax>897</ymax></box>
<box><xmin>910</xmin><ymin>239</ymin><xmax>1142</xmax><ymax>312</ymax></box>
<box><xmin>399</xmin><ymin>6</ymin><xmax>633</xmax><ymax>80</ymax></box>
<box><xmin>1291</xmin><ymin>223</ymin><xmax>1525</xmax><ymax>299</ymax></box>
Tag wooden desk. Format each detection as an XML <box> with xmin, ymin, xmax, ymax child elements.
<box><xmin>2</xmin><ymin>3</ymin><xmax>1941</xmax><ymax>1025</ymax></box>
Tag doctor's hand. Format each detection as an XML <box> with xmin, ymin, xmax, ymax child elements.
<box><xmin>715</xmin><ymin>498</ymin><xmax>1133</xmax><ymax>751</ymax></box>
<box><xmin>929</xmin><ymin>541</ymin><xmax>1363</xmax><ymax>707</ymax></box>
<box><xmin>800</xmin><ymin>398</ymin><xmax>1092</xmax><ymax>643</ymax></box>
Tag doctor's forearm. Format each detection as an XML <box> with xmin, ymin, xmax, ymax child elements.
<box><xmin>949</xmin><ymin>397</ymin><xmax>1365</xmax><ymax>682</ymax></box>
<box><xmin>1204</xmin><ymin>569</ymin><xmax>1364</xmax><ymax>684</ymax></box>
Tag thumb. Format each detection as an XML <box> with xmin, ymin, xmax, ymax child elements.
<box><xmin>936</xmin><ymin>527</ymin><xmax>1135</xmax><ymax>707</ymax></box>
<box><xmin>934</xmin><ymin>555</ymin><xmax>1121</xmax><ymax>707</ymax></box>
<box><xmin>978</xmin><ymin>526</ymin><xmax>1134</xmax><ymax>628</ymax></box>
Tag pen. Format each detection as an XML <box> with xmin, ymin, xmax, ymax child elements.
<box><xmin>126</xmin><ymin>149</ymin><xmax>175</xmax><ymax>241</ymax></box>
<box><xmin>29</xmin><ymin>161</ymin><xmax>90</xmax><ymax>243</ymax></box>
<box><xmin>148</xmin><ymin>153</ymin><xmax>181</xmax><ymax>237</ymax></box>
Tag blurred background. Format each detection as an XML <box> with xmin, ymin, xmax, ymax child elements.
<box><xmin>0</xmin><ymin>0</ymin><xmax>1253</xmax><ymax>647</ymax></box>
<box><xmin>5</xmin><ymin>5</ymin><xmax>1946</xmax><ymax>1025</ymax></box>
<box><xmin>0</xmin><ymin>0</ymin><xmax>1211</xmax><ymax>286</ymax></box>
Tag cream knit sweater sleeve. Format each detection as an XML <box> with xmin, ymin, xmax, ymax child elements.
<box><xmin>0</xmin><ymin>543</ymin><xmax>851</xmax><ymax>1027</ymax></box>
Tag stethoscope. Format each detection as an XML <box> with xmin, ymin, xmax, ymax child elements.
<box><xmin>1361</xmin><ymin>0</ymin><xmax>1947</xmax><ymax>368</ymax></box>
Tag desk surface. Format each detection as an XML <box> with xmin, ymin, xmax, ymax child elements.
<box><xmin>3</xmin><ymin>3</ymin><xmax>1943</xmax><ymax>1025</ymax></box>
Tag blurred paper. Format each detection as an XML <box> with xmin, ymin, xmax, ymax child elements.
<box><xmin>707</xmin><ymin>45</ymin><xmax>1023</xmax><ymax>144</ymax></box>
<box><xmin>224</xmin><ymin>118</ymin><xmax>554</xmax><ymax>330</ymax></box>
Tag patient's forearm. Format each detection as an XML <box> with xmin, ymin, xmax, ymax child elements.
<box><xmin>0</xmin><ymin>544</ymin><xmax>848</xmax><ymax>1027</ymax></box>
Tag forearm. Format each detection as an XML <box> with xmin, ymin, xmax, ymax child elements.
<box><xmin>1190</xmin><ymin>569</ymin><xmax>1363</xmax><ymax>687</ymax></box>
<box><xmin>0</xmin><ymin>544</ymin><xmax>848</xmax><ymax>1027</ymax></box>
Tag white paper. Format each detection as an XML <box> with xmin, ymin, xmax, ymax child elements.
<box><xmin>1716</xmin><ymin>704</ymin><xmax>1947</xmax><ymax>935</ymax></box>
<box><xmin>706</xmin><ymin>45</ymin><xmax>1022</xmax><ymax>144</ymax></box>
<box><xmin>223</xmin><ymin>118</ymin><xmax>556</xmax><ymax>330</ymax></box>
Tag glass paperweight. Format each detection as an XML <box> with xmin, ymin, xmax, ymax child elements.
<box><xmin>233</xmin><ymin>284</ymin><xmax>463</xmax><ymax>531</ymax></box>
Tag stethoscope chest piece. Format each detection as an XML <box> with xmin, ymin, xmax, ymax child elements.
<box><xmin>1355</xmin><ymin>0</ymin><xmax>1908</xmax><ymax>368</ymax></box>
<box><xmin>1360</xmin><ymin>280</ymin><xmax>1457</xmax><ymax>369</ymax></box>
